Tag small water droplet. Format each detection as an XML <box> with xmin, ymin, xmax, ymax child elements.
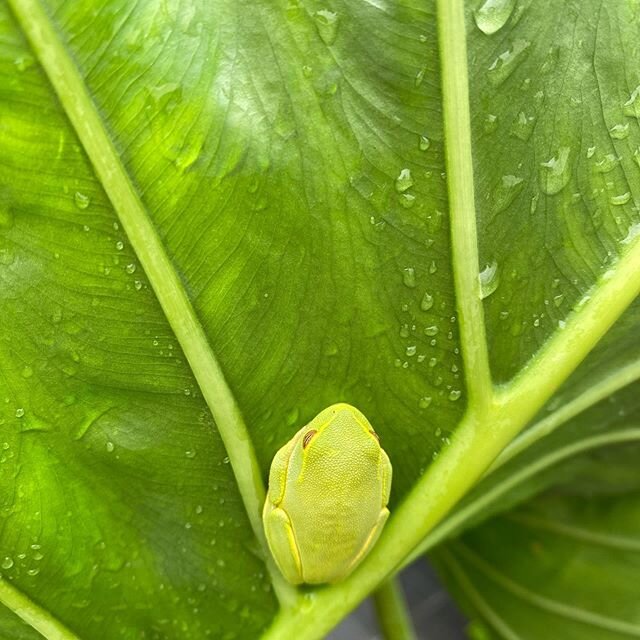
<box><xmin>414</xmin><ymin>66</ymin><xmax>427</xmax><ymax>87</ymax></box>
<box><xmin>15</xmin><ymin>408</ymin><xmax>24</xmax><ymax>418</ymax></box>
<box><xmin>115</xmin><ymin>241</ymin><xmax>124</xmax><ymax>251</ymax></box>
<box><xmin>424</xmin><ymin>325</ymin><xmax>438</xmax><ymax>336</ymax></box>
<box><xmin>406</xmin><ymin>345</ymin><xmax>417</xmax><ymax>357</ymax></box>
<box><xmin>623</xmin><ymin>86</ymin><xmax>640</xmax><ymax>118</ymax></box>
<box><xmin>418</xmin><ymin>396</ymin><xmax>432</xmax><ymax>409</ymax></box>
<box><xmin>106</xmin><ymin>441</ymin><xmax>115</xmax><ymax>452</ymax></box>
<box><xmin>402</xmin><ymin>267</ymin><xmax>416</xmax><ymax>288</ymax></box>
<box><xmin>185</xmin><ymin>449</ymin><xmax>197</xmax><ymax>459</ymax></box>
<box><xmin>125</xmin><ymin>263</ymin><xmax>136</xmax><ymax>274</ymax></box>
<box><xmin>609</xmin><ymin>123</ymin><xmax>629</xmax><ymax>140</ymax></box>
<box><xmin>448</xmin><ymin>390</ymin><xmax>462</xmax><ymax>401</ymax></box>
<box><xmin>487</xmin><ymin>39</ymin><xmax>531</xmax><ymax>86</ymax></box>
<box><xmin>479</xmin><ymin>261</ymin><xmax>499</xmax><ymax>299</ymax></box>
<box><xmin>594</xmin><ymin>153</ymin><xmax>620</xmax><ymax>173</ymax></box>
<box><xmin>314</xmin><ymin>10</ymin><xmax>339</xmax><ymax>45</ymax></box>
<box><xmin>1</xmin><ymin>556</ymin><xmax>13</xmax><ymax>570</ymax></box>
<box><xmin>510</xmin><ymin>111</ymin><xmax>536</xmax><ymax>141</ymax></box>
<box><xmin>610</xmin><ymin>192</ymin><xmax>631</xmax><ymax>206</ymax></box>
<box><xmin>74</xmin><ymin>192</ymin><xmax>90</xmax><ymax>210</ymax></box>
<box><xmin>483</xmin><ymin>113</ymin><xmax>498</xmax><ymax>134</ymax></box>
<box><xmin>539</xmin><ymin>146</ymin><xmax>571</xmax><ymax>195</ymax></box>
<box><xmin>395</xmin><ymin>168</ymin><xmax>414</xmax><ymax>193</ymax></box>
<box><xmin>419</xmin><ymin>135</ymin><xmax>430</xmax><ymax>151</ymax></box>
<box><xmin>399</xmin><ymin>193</ymin><xmax>416</xmax><ymax>208</ymax></box>
<box><xmin>492</xmin><ymin>175</ymin><xmax>524</xmax><ymax>214</ymax></box>
<box><xmin>553</xmin><ymin>294</ymin><xmax>564</xmax><ymax>307</ymax></box>
<box><xmin>473</xmin><ymin>0</ymin><xmax>516</xmax><ymax>35</ymax></box>
<box><xmin>420</xmin><ymin>292</ymin><xmax>434</xmax><ymax>311</ymax></box>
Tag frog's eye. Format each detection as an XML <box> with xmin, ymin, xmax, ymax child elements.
<box><xmin>302</xmin><ymin>430</ymin><xmax>318</xmax><ymax>449</ymax></box>
<box><xmin>370</xmin><ymin>430</ymin><xmax>380</xmax><ymax>442</ymax></box>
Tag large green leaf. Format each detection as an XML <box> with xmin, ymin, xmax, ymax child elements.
<box><xmin>1</xmin><ymin>0</ymin><xmax>640</xmax><ymax>638</ymax></box>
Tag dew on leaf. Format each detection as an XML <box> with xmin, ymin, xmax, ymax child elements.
<box><xmin>402</xmin><ymin>267</ymin><xmax>416</xmax><ymax>288</ymax></box>
<box><xmin>473</xmin><ymin>0</ymin><xmax>516</xmax><ymax>35</ymax></box>
<box><xmin>74</xmin><ymin>191</ymin><xmax>90</xmax><ymax>210</ymax></box>
<box><xmin>487</xmin><ymin>39</ymin><xmax>531</xmax><ymax>86</ymax></box>
<box><xmin>609</xmin><ymin>123</ymin><xmax>629</xmax><ymax>140</ymax></box>
<box><xmin>594</xmin><ymin>153</ymin><xmax>620</xmax><ymax>173</ymax></box>
<box><xmin>418</xmin><ymin>396</ymin><xmax>432</xmax><ymax>409</ymax></box>
<box><xmin>539</xmin><ymin>146</ymin><xmax>571</xmax><ymax>195</ymax></box>
<box><xmin>314</xmin><ymin>10</ymin><xmax>339</xmax><ymax>45</ymax></box>
<box><xmin>623</xmin><ymin>86</ymin><xmax>640</xmax><ymax>118</ymax></box>
<box><xmin>610</xmin><ymin>192</ymin><xmax>631</xmax><ymax>206</ymax></box>
<box><xmin>419</xmin><ymin>135</ymin><xmax>430</xmax><ymax>151</ymax></box>
<box><xmin>479</xmin><ymin>261</ymin><xmax>500</xmax><ymax>299</ymax></box>
<box><xmin>510</xmin><ymin>111</ymin><xmax>536</xmax><ymax>141</ymax></box>
<box><xmin>492</xmin><ymin>174</ymin><xmax>524</xmax><ymax>214</ymax></box>
<box><xmin>421</xmin><ymin>292</ymin><xmax>434</xmax><ymax>311</ymax></box>
<box><xmin>395</xmin><ymin>168</ymin><xmax>414</xmax><ymax>193</ymax></box>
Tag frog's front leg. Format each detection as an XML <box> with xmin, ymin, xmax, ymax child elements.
<box><xmin>332</xmin><ymin>507</ymin><xmax>390</xmax><ymax>583</ymax></box>
<box><xmin>263</xmin><ymin>503</ymin><xmax>304</xmax><ymax>585</ymax></box>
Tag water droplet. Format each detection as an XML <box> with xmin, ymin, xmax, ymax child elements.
<box><xmin>418</xmin><ymin>396</ymin><xmax>432</xmax><ymax>409</ymax></box>
<box><xmin>419</xmin><ymin>135</ymin><xmax>430</xmax><ymax>151</ymax></box>
<box><xmin>622</xmin><ymin>222</ymin><xmax>640</xmax><ymax>245</ymax></box>
<box><xmin>302</xmin><ymin>64</ymin><xmax>313</xmax><ymax>78</ymax></box>
<box><xmin>539</xmin><ymin>146</ymin><xmax>571</xmax><ymax>195</ymax></box>
<box><xmin>492</xmin><ymin>174</ymin><xmax>524</xmax><ymax>214</ymax></box>
<box><xmin>510</xmin><ymin>111</ymin><xmax>536</xmax><ymax>141</ymax></box>
<box><xmin>185</xmin><ymin>449</ymin><xmax>197</xmax><ymax>459</ymax></box>
<box><xmin>106</xmin><ymin>441</ymin><xmax>115</xmax><ymax>452</ymax></box>
<box><xmin>623</xmin><ymin>86</ymin><xmax>640</xmax><ymax>118</ymax></box>
<box><xmin>424</xmin><ymin>325</ymin><xmax>438</xmax><ymax>336</ymax></box>
<box><xmin>1</xmin><ymin>556</ymin><xmax>13</xmax><ymax>570</ymax></box>
<box><xmin>487</xmin><ymin>39</ymin><xmax>531</xmax><ymax>86</ymax></box>
<box><xmin>15</xmin><ymin>408</ymin><xmax>24</xmax><ymax>418</ymax></box>
<box><xmin>395</xmin><ymin>168</ymin><xmax>413</xmax><ymax>193</ymax></box>
<box><xmin>594</xmin><ymin>153</ymin><xmax>620</xmax><ymax>173</ymax></box>
<box><xmin>314</xmin><ymin>10</ymin><xmax>339</xmax><ymax>45</ymax></box>
<box><xmin>479</xmin><ymin>261</ymin><xmax>499</xmax><ymax>299</ymax></box>
<box><xmin>473</xmin><ymin>0</ymin><xmax>515</xmax><ymax>34</ymax></box>
<box><xmin>420</xmin><ymin>292</ymin><xmax>434</xmax><ymax>311</ymax></box>
<box><xmin>586</xmin><ymin>146</ymin><xmax>596</xmax><ymax>158</ymax></box>
<box><xmin>553</xmin><ymin>294</ymin><xmax>564</xmax><ymax>307</ymax></box>
<box><xmin>484</xmin><ymin>114</ymin><xmax>498</xmax><ymax>134</ymax></box>
<box><xmin>610</xmin><ymin>192</ymin><xmax>631</xmax><ymax>206</ymax></box>
<box><xmin>414</xmin><ymin>66</ymin><xmax>427</xmax><ymax>87</ymax></box>
<box><xmin>449</xmin><ymin>390</ymin><xmax>462</xmax><ymax>401</ymax></box>
<box><xmin>406</xmin><ymin>345</ymin><xmax>417</xmax><ymax>357</ymax></box>
<box><xmin>402</xmin><ymin>267</ymin><xmax>416</xmax><ymax>288</ymax></box>
<box><xmin>399</xmin><ymin>323</ymin><xmax>410</xmax><ymax>338</ymax></box>
<box><xmin>74</xmin><ymin>192</ymin><xmax>90</xmax><ymax>209</ymax></box>
<box><xmin>609</xmin><ymin>123</ymin><xmax>629</xmax><ymax>140</ymax></box>
<box><xmin>399</xmin><ymin>193</ymin><xmax>416</xmax><ymax>208</ymax></box>
<box><xmin>125</xmin><ymin>263</ymin><xmax>136</xmax><ymax>274</ymax></box>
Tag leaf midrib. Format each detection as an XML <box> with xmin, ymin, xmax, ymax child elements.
<box><xmin>6</xmin><ymin>0</ymin><xmax>296</xmax><ymax>617</ymax></box>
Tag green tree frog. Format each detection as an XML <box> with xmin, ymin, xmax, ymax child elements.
<box><xmin>262</xmin><ymin>403</ymin><xmax>392</xmax><ymax>585</ymax></box>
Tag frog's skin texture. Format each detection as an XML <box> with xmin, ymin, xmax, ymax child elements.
<box><xmin>262</xmin><ymin>403</ymin><xmax>392</xmax><ymax>585</ymax></box>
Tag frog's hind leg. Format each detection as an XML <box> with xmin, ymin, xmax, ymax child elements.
<box><xmin>332</xmin><ymin>507</ymin><xmax>390</xmax><ymax>583</ymax></box>
<box><xmin>264</xmin><ymin>505</ymin><xmax>304</xmax><ymax>585</ymax></box>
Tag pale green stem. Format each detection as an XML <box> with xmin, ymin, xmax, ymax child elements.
<box><xmin>373</xmin><ymin>578</ymin><xmax>418</xmax><ymax>640</ymax></box>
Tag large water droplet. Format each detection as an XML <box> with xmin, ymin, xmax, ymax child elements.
<box><xmin>395</xmin><ymin>168</ymin><xmax>414</xmax><ymax>193</ymax></box>
<box><xmin>609</xmin><ymin>123</ymin><xmax>629</xmax><ymax>140</ymax></box>
<box><xmin>539</xmin><ymin>146</ymin><xmax>571</xmax><ymax>195</ymax></box>
<box><xmin>314</xmin><ymin>10</ymin><xmax>339</xmax><ymax>45</ymax></box>
<box><xmin>492</xmin><ymin>174</ymin><xmax>524</xmax><ymax>214</ymax></box>
<box><xmin>623</xmin><ymin>86</ymin><xmax>640</xmax><ymax>118</ymax></box>
<box><xmin>487</xmin><ymin>39</ymin><xmax>531</xmax><ymax>86</ymax></box>
<box><xmin>473</xmin><ymin>0</ymin><xmax>516</xmax><ymax>35</ymax></box>
<box><xmin>610</xmin><ymin>192</ymin><xmax>631</xmax><ymax>206</ymax></box>
<box><xmin>479</xmin><ymin>261</ymin><xmax>500</xmax><ymax>299</ymax></box>
<box><xmin>402</xmin><ymin>267</ymin><xmax>416</xmax><ymax>288</ymax></box>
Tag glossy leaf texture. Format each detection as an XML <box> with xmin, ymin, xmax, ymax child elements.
<box><xmin>1</xmin><ymin>0</ymin><xmax>640</xmax><ymax>638</ymax></box>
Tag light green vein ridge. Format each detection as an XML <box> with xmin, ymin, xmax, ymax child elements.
<box><xmin>438</xmin><ymin>0</ymin><xmax>492</xmax><ymax>411</ymax></box>
<box><xmin>492</xmin><ymin>357</ymin><xmax>640</xmax><ymax>470</ymax></box>
<box><xmin>0</xmin><ymin>578</ymin><xmax>79</xmax><ymax>640</ymax></box>
<box><xmin>456</xmin><ymin>543</ymin><xmax>640</xmax><ymax>637</ymax></box>
<box><xmin>7</xmin><ymin>0</ymin><xmax>296</xmax><ymax>611</ymax></box>
<box><xmin>438</xmin><ymin>549</ymin><xmax>523</xmax><ymax>640</ymax></box>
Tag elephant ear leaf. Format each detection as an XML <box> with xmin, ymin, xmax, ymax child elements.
<box><xmin>2</xmin><ymin>0</ymin><xmax>640</xmax><ymax>638</ymax></box>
